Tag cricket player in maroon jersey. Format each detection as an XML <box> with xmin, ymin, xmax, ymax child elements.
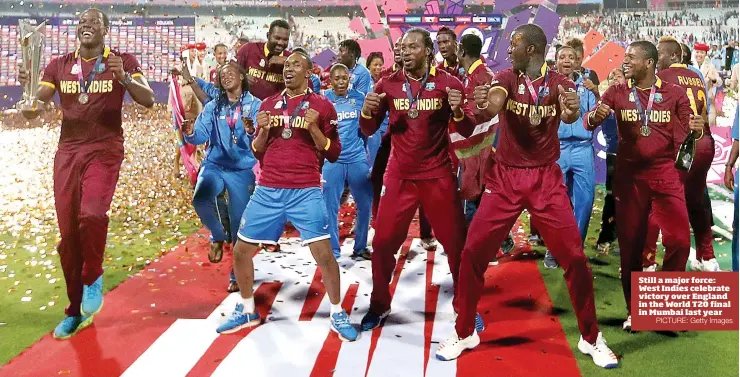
<box><xmin>236</xmin><ymin>19</ymin><xmax>291</xmax><ymax>100</ymax></box>
<box><xmin>436</xmin><ymin>25</ymin><xmax>619</xmax><ymax>368</ymax></box>
<box><xmin>436</xmin><ymin>26</ymin><xmax>464</xmax><ymax>80</ymax></box>
<box><xmin>369</xmin><ymin>35</ymin><xmax>437</xmax><ymax>251</ymax></box>
<box><xmin>641</xmin><ymin>37</ymin><xmax>718</xmax><ymax>272</ymax></box>
<box><xmin>17</xmin><ymin>8</ymin><xmax>154</xmax><ymax>339</ymax></box>
<box><xmin>358</xmin><ymin>28</ymin><xmax>477</xmax><ymax>331</ymax></box>
<box><xmin>217</xmin><ymin>53</ymin><xmax>358</xmax><ymax>341</ymax></box>
<box><xmin>585</xmin><ymin>41</ymin><xmax>704</xmax><ymax>332</ymax></box>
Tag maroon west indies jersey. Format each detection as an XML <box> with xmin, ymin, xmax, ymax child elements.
<box><xmin>437</xmin><ymin>59</ymin><xmax>465</xmax><ymax>81</ymax></box>
<box><xmin>237</xmin><ymin>42</ymin><xmax>290</xmax><ymax>100</ymax></box>
<box><xmin>40</xmin><ymin>46</ymin><xmax>143</xmax><ymax>148</ymax></box>
<box><xmin>359</xmin><ymin>65</ymin><xmax>475</xmax><ymax>180</ymax></box>
<box><xmin>658</xmin><ymin>63</ymin><xmax>709</xmax><ymax>132</ymax></box>
<box><xmin>463</xmin><ymin>58</ymin><xmax>496</xmax><ymax>125</ymax></box>
<box><xmin>253</xmin><ymin>89</ymin><xmax>340</xmax><ymax>189</ymax></box>
<box><xmin>585</xmin><ymin>77</ymin><xmax>692</xmax><ymax>172</ymax></box>
<box><xmin>489</xmin><ymin>63</ymin><xmax>576</xmax><ymax>167</ymax></box>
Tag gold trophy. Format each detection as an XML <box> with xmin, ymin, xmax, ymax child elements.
<box><xmin>17</xmin><ymin>20</ymin><xmax>47</xmax><ymax>111</ymax></box>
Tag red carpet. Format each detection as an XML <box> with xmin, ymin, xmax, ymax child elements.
<box><xmin>0</xmin><ymin>210</ymin><xmax>581</xmax><ymax>377</ymax></box>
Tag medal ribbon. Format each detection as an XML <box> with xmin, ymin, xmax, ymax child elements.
<box><xmin>225</xmin><ymin>104</ymin><xmax>241</xmax><ymax>129</ymax></box>
<box><xmin>76</xmin><ymin>54</ymin><xmax>104</xmax><ymax>97</ymax></box>
<box><xmin>523</xmin><ymin>68</ymin><xmax>550</xmax><ymax>108</ymax></box>
<box><xmin>631</xmin><ymin>82</ymin><xmax>657</xmax><ymax>130</ymax></box>
<box><xmin>282</xmin><ymin>90</ymin><xmax>312</xmax><ymax>130</ymax></box>
<box><xmin>403</xmin><ymin>69</ymin><xmax>430</xmax><ymax>111</ymax></box>
<box><xmin>225</xmin><ymin>104</ymin><xmax>241</xmax><ymax>143</ymax></box>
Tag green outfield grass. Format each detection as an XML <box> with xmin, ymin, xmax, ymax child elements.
<box><xmin>0</xmin><ymin>218</ymin><xmax>200</xmax><ymax>366</ymax></box>
<box><xmin>531</xmin><ymin>185</ymin><xmax>739</xmax><ymax>377</ymax></box>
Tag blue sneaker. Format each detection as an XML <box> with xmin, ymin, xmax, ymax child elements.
<box><xmin>360</xmin><ymin>309</ymin><xmax>390</xmax><ymax>331</ymax></box>
<box><xmin>331</xmin><ymin>310</ymin><xmax>358</xmax><ymax>341</ymax></box>
<box><xmin>475</xmin><ymin>312</ymin><xmax>486</xmax><ymax>333</ymax></box>
<box><xmin>81</xmin><ymin>276</ymin><xmax>103</xmax><ymax>316</ymax></box>
<box><xmin>217</xmin><ymin>303</ymin><xmax>261</xmax><ymax>334</ymax></box>
<box><xmin>454</xmin><ymin>312</ymin><xmax>486</xmax><ymax>333</ymax></box>
<box><xmin>53</xmin><ymin>315</ymin><xmax>93</xmax><ymax>340</ymax></box>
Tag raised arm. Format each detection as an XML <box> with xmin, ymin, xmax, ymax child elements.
<box><xmin>447</xmin><ymin>76</ymin><xmax>475</xmax><ymax>138</ymax></box>
<box><xmin>584</xmin><ymin>85</ymin><xmax>616</xmax><ymax>131</ymax></box>
<box><xmin>113</xmin><ymin>53</ymin><xmax>154</xmax><ymax>108</ymax></box>
<box><xmin>359</xmin><ymin>79</ymin><xmax>389</xmax><ymax>136</ymax></box>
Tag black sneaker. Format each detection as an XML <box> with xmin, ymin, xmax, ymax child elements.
<box><xmin>352</xmin><ymin>248</ymin><xmax>372</xmax><ymax>261</ymax></box>
<box><xmin>543</xmin><ymin>250</ymin><xmax>559</xmax><ymax>269</ymax></box>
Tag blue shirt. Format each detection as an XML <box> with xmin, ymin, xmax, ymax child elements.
<box><xmin>185</xmin><ymin>92</ymin><xmax>262</xmax><ymax>170</ymax></box>
<box><xmin>348</xmin><ymin>63</ymin><xmax>373</xmax><ymax>95</ymax></box>
<box><xmin>601</xmin><ymin>114</ymin><xmax>618</xmax><ymax>154</ymax></box>
<box><xmin>324</xmin><ymin>88</ymin><xmax>367</xmax><ymax>164</ymax></box>
<box><xmin>310</xmin><ymin>74</ymin><xmax>321</xmax><ymax>93</ymax></box>
<box><xmin>558</xmin><ymin>74</ymin><xmax>598</xmax><ymax>142</ymax></box>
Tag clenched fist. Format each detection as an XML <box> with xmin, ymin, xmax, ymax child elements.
<box><xmin>362</xmin><ymin>92</ymin><xmax>386</xmax><ymax>116</ymax></box>
<box><xmin>256</xmin><ymin>111</ymin><xmax>271</xmax><ymax>130</ymax></box>
<box><xmin>242</xmin><ymin>116</ymin><xmax>255</xmax><ymax>135</ymax></box>
<box><xmin>268</xmin><ymin>55</ymin><xmax>287</xmax><ymax>66</ymax></box>
<box><xmin>305</xmin><ymin>108</ymin><xmax>320</xmax><ymax>130</ymax></box>
<box><xmin>181</xmin><ymin>119</ymin><xmax>194</xmax><ymax>136</ymax></box>
<box><xmin>589</xmin><ymin>101</ymin><xmax>612</xmax><ymax>125</ymax></box>
<box><xmin>446</xmin><ymin>87</ymin><xmax>463</xmax><ymax>114</ymax></box>
<box><xmin>474</xmin><ymin>84</ymin><xmax>490</xmax><ymax>108</ymax></box>
<box><xmin>108</xmin><ymin>53</ymin><xmax>126</xmax><ymax>82</ymax></box>
<box><xmin>558</xmin><ymin>85</ymin><xmax>580</xmax><ymax>117</ymax></box>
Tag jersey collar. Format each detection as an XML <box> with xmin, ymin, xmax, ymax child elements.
<box><xmin>281</xmin><ymin>88</ymin><xmax>311</xmax><ymax>99</ymax></box>
<box><xmin>75</xmin><ymin>46</ymin><xmax>111</xmax><ymax>62</ymax></box>
<box><xmin>264</xmin><ymin>43</ymin><xmax>285</xmax><ymax>57</ymax></box>
<box><xmin>669</xmin><ymin>63</ymin><xmax>687</xmax><ymax>68</ymax></box>
<box><xmin>517</xmin><ymin>62</ymin><xmax>548</xmax><ymax>81</ymax></box>
<box><xmin>403</xmin><ymin>65</ymin><xmax>437</xmax><ymax>81</ymax></box>
<box><xmin>467</xmin><ymin>59</ymin><xmax>484</xmax><ymax>75</ymax></box>
<box><xmin>627</xmin><ymin>77</ymin><xmax>663</xmax><ymax>90</ymax></box>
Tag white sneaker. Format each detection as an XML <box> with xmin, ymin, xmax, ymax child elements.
<box><xmin>690</xmin><ymin>259</ymin><xmax>703</xmax><ymax>271</ymax></box>
<box><xmin>435</xmin><ymin>330</ymin><xmax>480</xmax><ymax>361</ymax></box>
<box><xmin>622</xmin><ymin>315</ymin><xmax>632</xmax><ymax>332</ymax></box>
<box><xmin>701</xmin><ymin>258</ymin><xmax>721</xmax><ymax>272</ymax></box>
<box><xmin>577</xmin><ymin>332</ymin><xmax>619</xmax><ymax>369</ymax></box>
<box><xmin>643</xmin><ymin>264</ymin><xmax>657</xmax><ymax>272</ymax></box>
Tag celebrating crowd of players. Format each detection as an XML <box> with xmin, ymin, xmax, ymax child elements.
<box><xmin>15</xmin><ymin>7</ymin><xmax>739</xmax><ymax>370</ymax></box>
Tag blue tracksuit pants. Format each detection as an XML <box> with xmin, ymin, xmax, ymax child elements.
<box><xmin>192</xmin><ymin>162</ymin><xmax>255</xmax><ymax>244</ymax></box>
<box><xmin>323</xmin><ymin>160</ymin><xmax>373</xmax><ymax>258</ymax></box>
<box><xmin>556</xmin><ymin>141</ymin><xmax>595</xmax><ymax>243</ymax></box>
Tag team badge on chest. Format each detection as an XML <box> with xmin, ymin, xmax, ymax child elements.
<box><xmin>518</xmin><ymin>84</ymin><xmax>525</xmax><ymax>95</ymax></box>
<box><xmin>628</xmin><ymin>92</ymin><xmax>635</xmax><ymax>102</ymax></box>
<box><xmin>654</xmin><ymin>93</ymin><xmax>663</xmax><ymax>103</ymax></box>
<box><xmin>259</xmin><ymin>59</ymin><xmax>266</xmax><ymax>67</ymax></box>
<box><xmin>71</xmin><ymin>64</ymin><xmax>81</xmax><ymax>75</ymax></box>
